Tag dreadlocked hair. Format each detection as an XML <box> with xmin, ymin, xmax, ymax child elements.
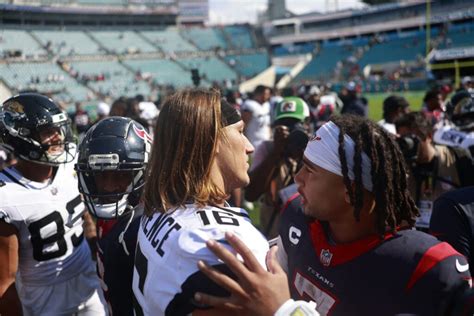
<box><xmin>331</xmin><ymin>114</ymin><xmax>418</xmax><ymax>235</ymax></box>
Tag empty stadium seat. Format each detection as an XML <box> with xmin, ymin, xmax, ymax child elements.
<box><xmin>33</xmin><ymin>30</ymin><xmax>102</xmax><ymax>56</ymax></box>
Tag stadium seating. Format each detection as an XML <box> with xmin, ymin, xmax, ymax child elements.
<box><xmin>272</xmin><ymin>42</ymin><xmax>316</xmax><ymax>56</ymax></box>
<box><xmin>33</xmin><ymin>30</ymin><xmax>102</xmax><ymax>56</ymax></box>
<box><xmin>77</xmin><ymin>0</ymin><xmax>125</xmax><ymax>6</ymax></box>
<box><xmin>0</xmin><ymin>61</ymin><xmax>90</xmax><ymax>102</ymax></box>
<box><xmin>0</xmin><ymin>30</ymin><xmax>47</xmax><ymax>58</ymax></box>
<box><xmin>224</xmin><ymin>52</ymin><xmax>269</xmax><ymax>78</ymax></box>
<box><xmin>69</xmin><ymin>60</ymin><xmax>150</xmax><ymax>98</ymax></box>
<box><xmin>293</xmin><ymin>43</ymin><xmax>356</xmax><ymax>82</ymax></box>
<box><xmin>439</xmin><ymin>22</ymin><xmax>474</xmax><ymax>49</ymax></box>
<box><xmin>179</xmin><ymin>56</ymin><xmax>237</xmax><ymax>83</ymax></box>
<box><xmin>223</xmin><ymin>25</ymin><xmax>255</xmax><ymax>49</ymax></box>
<box><xmin>89</xmin><ymin>31</ymin><xmax>157</xmax><ymax>54</ymax></box>
<box><xmin>140</xmin><ymin>28</ymin><xmax>198</xmax><ymax>53</ymax></box>
<box><xmin>358</xmin><ymin>34</ymin><xmax>425</xmax><ymax>66</ymax></box>
<box><xmin>180</xmin><ymin>27</ymin><xmax>228</xmax><ymax>51</ymax></box>
<box><xmin>123</xmin><ymin>58</ymin><xmax>194</xmax><ymax>87</ymax></box>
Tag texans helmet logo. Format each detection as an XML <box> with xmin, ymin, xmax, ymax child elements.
<box><xmin>133</xmin><ymin>124</ymin><xmax>152</xmax><ymax>143</ymax></box>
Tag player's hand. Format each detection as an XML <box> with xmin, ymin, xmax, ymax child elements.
<box><xmin>194</xmin><ymin>232</ymin><xmax>290</xmax><ymax>315</ymax></box>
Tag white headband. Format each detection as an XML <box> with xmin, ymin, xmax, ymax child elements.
<box><xmin>304</xmin><ymin>121</ymin><xmax>373</xmax><ymax>192</ymax></box>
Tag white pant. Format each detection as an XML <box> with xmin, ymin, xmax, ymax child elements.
<box><xmin>19</xmin><ymin>264</ymin><xmax>107</xmax><ymax>316</ymax></box>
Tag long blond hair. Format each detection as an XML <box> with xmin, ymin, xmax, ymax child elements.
<box><xmin>143</xmin><ymin>88</ymin><xmax>228</xmax><ymax>216</ymax></box>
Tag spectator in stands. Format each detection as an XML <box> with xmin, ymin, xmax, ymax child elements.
<box><xmin>395</xmin><ymin>112</ymin><xmax>474</xmax><ymax>230</ymax></box>
<box><xmin>241</xmin><ymin>85</ymin><xmax>272</xmax><ymax>150</ymax></box>
<box><xmin>245</xmin><ymin>97</ymin><xmax>310</xmax><ymax>238</ymax></box>
<box><xmin>70</xmin><ymin>102</ymin><xmax>91</xmax><ymax>140</ymax></box>
<box><xmin>378</xmin><ymin>95</ymin><xmax>410</xmax><ymax>135</ymax></box>
<box><xmin>340</xmin><ymin>81</ymin><xmax>368</xmax><ymax>117</ymax></box>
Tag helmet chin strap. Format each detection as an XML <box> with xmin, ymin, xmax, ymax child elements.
<box><xmin>118</xmin><ymin>205</ymin><xmax>135</xmax><ymax>256</ymax></box>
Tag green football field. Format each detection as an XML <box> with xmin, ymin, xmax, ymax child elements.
<box><xmin>365</xmin><ymin>90</ymin><xmax>425</xmax><ymax>121</ymax></box>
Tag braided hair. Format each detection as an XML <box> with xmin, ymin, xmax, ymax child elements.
<box><xmin>331</xmin><ymin>114</ymin><xmax>418</xmax><ymax>235</ymax></box>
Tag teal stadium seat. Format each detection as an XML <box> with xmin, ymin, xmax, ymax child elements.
<box><xmin>224</xmin><ymin>52</ymin><xmax>269</xmax><ymax>78</ymax></box>
<box><xmin>358</xmin><ymin>35</ymin><xmax>425</xmax><ymax>67</ymax></box>
<box><xmin>33</xmin><ymin>30</ymin><xmax>102</xmax><ymax>56</ymax></box>
<box><xmin>179</xmin><ymin>56</ymin><xmax>237</xmax><ymax>83</ymax></box>
<box><xmin>0</xmin><ymin>30</ymin><xmax>47</xmax><ymax>58</ymax></box>
<box><xmin>70</xmin><ymin>60</ymin><xmax>150</xmax><ymax>98</ymax></box>
<box><xmin>0</xmin><ymin>62</ymin><xmax>90</xmax><ymax>102</ymax></box>
<box><xmin>293</xmin><ymin>44</ymin><xmax>354</xmax><ymax>82</ymax></box>
<box><xmin>89</xmin><ymin>31</ymin><xmax>157</xmax><ymax>54</ymax></box>
<box><xmin>140</xmin><ymin>28</ymin><xmax>198</xmax><ymax>53</ymax></box>
<box><xmin>123</xmin><ymin>59</ymin><xmax>193</xmax><ymax>87</ymax></box>
<box><xmin>181</xmin><ymin>27</ymin><xmax>228</xmax><ymax>51</ymax></box>
<box><xmin>223</xmin><ymin>25</ymin><xmax>255</xmax><ymax>49</ymax></box>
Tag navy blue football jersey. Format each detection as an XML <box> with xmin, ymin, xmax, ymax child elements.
<box><xmin>430</xmin><ymin>186</ymin><xmax>474</xmax><ymax>276</ymax></box>
<box><xmin>279</xmin><ymin>194</ymin><xmax>471</xmax><ymax>316</ymax></box>
<box><xmin>96</xmin><ymin>207</ymin><xmax>143</xmax><ymax>316</ymax></box>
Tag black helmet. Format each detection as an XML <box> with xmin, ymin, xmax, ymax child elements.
<box><xmin>75</xmin><ymin>116</ymin><xmax>152</xmax><ymax>219</ymax></box>
<box><xmin>447</xmin><ymin>90</ymin><xmax>474</xmax><ymax>131</ymax></box>
<box><xmin>0</xmin><ymin>93</ymin><xmax>75</xmax><ymax>165</ymax></box>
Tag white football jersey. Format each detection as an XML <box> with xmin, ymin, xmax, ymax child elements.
<box><xmin>132</xmin><ymin>204</ymin><xmax>269</xmax><ymax>316</ymax></box>
<box><xmin>0</xmin><ymin>158</ymin><xmax>94</xmax><ymax>287</ymax></box>
<box><xmin>434</xmin><ymin>126</ymin><xmax>474</xmax><ymax>152</ymax></box>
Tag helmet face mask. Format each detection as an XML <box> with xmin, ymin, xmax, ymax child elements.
<box><xmin>75</xmin><ymin>117</ymin><xmax>151</xmax><ymax>219</ymax></box>
<box><xmin>79</xmin><ymin>168</ymin><xmax>145</xmax><ymax>219</ymax></box>
<box><xmin>448</xmin><ymin>91</ymin><xmax>474</xmax><ymax>131</ymax></box>
<box><xmin>0</xmin><ymin>93</ymin><xmax>76</xmax><ymax>166</ymax></box>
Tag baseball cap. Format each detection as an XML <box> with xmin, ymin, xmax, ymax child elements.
<box><xmin>274</xmin><ymin>97</ymin><xmax>310</xmax><ymax>122</ymax></box>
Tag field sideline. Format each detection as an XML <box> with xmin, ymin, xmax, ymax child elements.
<box><xmin>366</xmin><ymin>90</ymin><xmax>425</xmax><ymax>121</ymax></box>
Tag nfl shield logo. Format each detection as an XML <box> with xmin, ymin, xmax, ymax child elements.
<box><xmin>320</xmin><ymin>249</ymin><xmax>333</xmax><ymax>267</ymax></box>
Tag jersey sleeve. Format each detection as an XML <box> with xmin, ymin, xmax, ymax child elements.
<box><xmin>403</xmin><ymin>243</ymin><xmax>471</xmax><ymax>315</ymax></box>
<box><xmin>165</xmin><ymin>225</ymin><xmax>269</xmax><ymax>315</ymax></box>
<box><xmin>430</xmin><ymin>196</ymin><xmax>471</xmax><ymax>261</ymax></box>
<box><xmin>0</xmin><ymin>206</ymin><xmax>23</xmax><ymax>231</ymax></box>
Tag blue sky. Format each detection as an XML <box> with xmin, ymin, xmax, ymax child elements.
<box><xmin>208</xmin><ymin>0</ymin><xmax>366</xmax><ymax>24</ymax></box>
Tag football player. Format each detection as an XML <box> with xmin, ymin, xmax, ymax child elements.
<box><xmin>0</xmin><ymin>93</ymin><xmax>107</xmax><ymax>315</ymax></box>
<box><xmin>76</xmin><ymin>116</ymin><xmax>151</xmax><ymax>315</ymax></box>
<box><xmin>195</xmin><ymin>115</ymin><xmax>471</xmax><ymax>316</ymax></box>
<box><xmin>434</xmin><ymin>90</ymin><xmax>474</xmax><ymax>156</ymax></box>
<box><xmin>132</xmin><ymin>89</ymin><xmax>269</xmax><ymax>315</ymax></box>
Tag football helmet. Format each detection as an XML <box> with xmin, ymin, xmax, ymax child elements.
<box><xmin>75</xmin><ymin>116</ymin><xmax>151</xmax><ymax>219</ymax></box>
<box><xmin>448</xmin><ymin>90</ymin><xmax>474</xmax><ymax>131</ymax></box>
<box><xmin>0</xmin><ymin>93</ymin><xmax>75</xmax><ymax>166</ymax></box>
